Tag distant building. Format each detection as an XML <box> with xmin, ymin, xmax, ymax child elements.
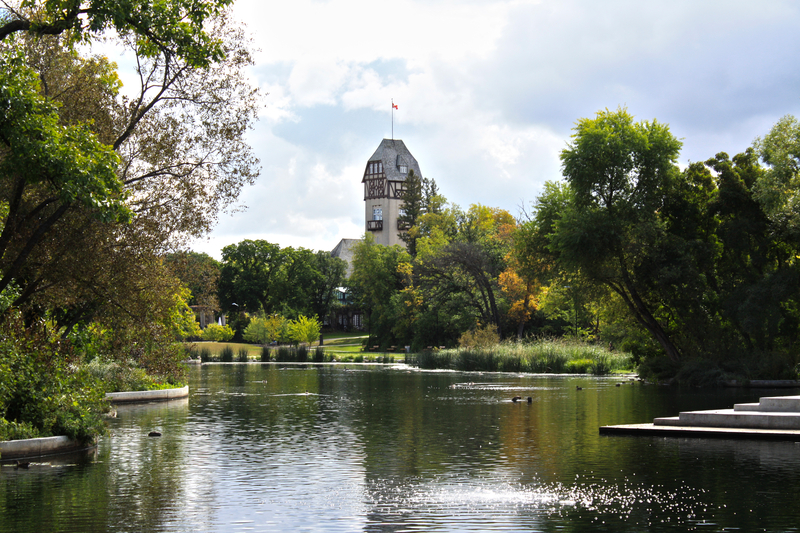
<box><xmin>327</xmin><ymin>138</ymin><xmax>423</xmax><ymax>331</ymax></box>
<box><xmin>330</xmin><ymin>238</ymin><xmax>360</xmax><ymax>277</ymax></box>
<box><xmin>362</xmin><ymin>138</ymin><xmax>422</xmax><ymax>247</ymax></box>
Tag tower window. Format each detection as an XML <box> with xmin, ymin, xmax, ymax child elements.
<box><xmin>373</xmin><ymin>207</ymin><xmax>383</xmax><ymax>221</ymax></box>
<box><xmin>399</xmin><ymin>164</ymin><xmax>408</xmax><ymax>174</ymax></box>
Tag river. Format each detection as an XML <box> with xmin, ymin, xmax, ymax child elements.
<box><xmin>2</xmin><ymin>363</ymin><xmax>799</xmax><ymax>532</ymax></box>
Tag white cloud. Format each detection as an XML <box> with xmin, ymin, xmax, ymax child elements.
<box><xmin>177</xmin><ymin>0</ymin><xmax>800</xmax><ymax>256</ymax></box>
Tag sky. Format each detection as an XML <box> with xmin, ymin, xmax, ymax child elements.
<box><xmin>181</xmin><ymin>0</ymin><xmax>800</xmax><ymax>259</ymax></box>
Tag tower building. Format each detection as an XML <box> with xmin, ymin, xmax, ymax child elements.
<box><xmin>362</xmin><ymin>139</ymin><xmax>422</xmax><ymax>247</ymax></box>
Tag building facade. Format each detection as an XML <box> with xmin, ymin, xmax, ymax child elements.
<box><xmin>362</xmin><ymin>139</ymin><xmax>422</xmax><ymax>247</ymax></box>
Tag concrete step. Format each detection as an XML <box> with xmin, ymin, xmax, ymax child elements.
<box><xmin>659</xmin><ymin>408</ymin><xmax>800</xmax><ymax>430</ymax></box>
<box><xmin>734</xmin><ymin>395</ymin><xmax>800</xmax><ymax>412</ymax></box>
<box><xmin>653</xmin><ymin>416</ymin><xmax>682</xmax><ymax>426</ymax></box>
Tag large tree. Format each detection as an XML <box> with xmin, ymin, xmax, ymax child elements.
<box><xmin>553</xmin><ymin>107</ymin><xmax>683</xmax><ymax>361</ymax></box>
<box><xmin>0</xmin><ymin>1</ymin><xmax>259</xmax><ymax>331</ymax></box>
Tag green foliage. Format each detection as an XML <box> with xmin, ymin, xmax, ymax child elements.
<box><xmin>220</xmin><ymin>346</ymin><xmax>234</xmax><ymax>362</ymax></box>
<box><xmin>0</xmin><ymin>48</ymin><xmax>130</xmax><ymax>224</ymax></box>
<box><xmin>237</xmin><ymin>347</ymin><xmax>249</xmax><ymax>362</ymax></box>
<box><xmin>288</xmin><ymin>315</ymin><xmax>321</xmax><ymax>346</ymax></box>
<box><xmin>415</xmin><ymin>339</ymin><xmax>631</xmax><ymax>375</ymax></box>
<box><xmin>202</xmin><ymin>323</ymin><xmax>234</xmax><ymax>342</ymax></box>
<box><xmin>199</xmin><ymin>347</ymin><xmax>212</xmax><ymax>362</ymax></box>
<box><xmin>243</xmin><ymin>316</ymin><xmax>271</xmax><ymax>344</ymax></box>
<box><xmin>85</xmin><ymin>358</ymin><xmax>181</xmax><ymax>392</ymax></box>
<box><xmin>260</xmin><ymin>346</ymin><xmax>271</xmax><ymax>362</ymax></box>
<box><xmin>5</xmin><ymin>0</ymin><xmax>234</xmax><ymax>68</ymax></box>
<box><xmin>0</xmin><ymin>313</ymin><xmax>108</xmax><ymax>443</ymax></box>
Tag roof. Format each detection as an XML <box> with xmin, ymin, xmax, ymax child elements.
<box><xmin>331</xmin><ymin>238</ymin><xmax>361</xmax><ymax>277</ymax></box>
<box><xmin>364</xmin><ymin>139</ymin><xmax>422</xmax><ymax>183</ymax></box>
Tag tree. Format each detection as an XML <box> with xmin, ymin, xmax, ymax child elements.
<box><xmin>219</xmin><ymin>240</ymin><xmax>286</xmax><ymax>315</ymax></box>
<box><xmin>165</xmin><ymin>251</ymin><xmax>221</xmax><ymax>310</ymax></box>
<box><xmin>398</xmin><ymin>169</ymin><xmax>424</xmax><ymax>255</ymax></box>
<box><xmin>348</xmin><ymin>234</ymin><xmax>411</xmax><ymax>346</ymax></box>
<box><xmin>0</xmin><ymin>3</ymin><xmax>260</xmax><ymax>326</ymax></box>
<box><xmin>1</xmin><ymin>0</ymin><xmax>232</xmax><ymax>69</ymax></box>
<box><xmin>553</xmin><ymin>107</ymin><xmax>683</xmax><ymax>361</ymax></box>
<box><xmin>288</xmin><ymin>315</ymin><xmax>321</xmax><ymax>346</ymax></box>
<box><xmin>309</xmin><ymin>251</ymin><xmax>346</xmax><ymax>321</ymax></box>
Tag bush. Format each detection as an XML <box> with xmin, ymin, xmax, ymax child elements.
<box><xmin>276</xmin><ymin>346</ymin><xmax>292</xmax><ymax>362</ymax></box>
<box><xmin>260</xmin><ymin>346</ymin><xmax>271</xmax><ymax>362</ymax></box>
<box><xmin>202</xmin><ymin>323</ymin><xmax>235</xmax><ymax>342</ymax></box>
<box><xmin>220</xmin><ymin>346</ymin><xmax>234</xmax><ymax>362</ymax></box>
<box><xmin>458</xmin><ymin>323</ymin><xmax>500</xmax><ymax>349</ymax></box>
<box><xmin>0</xmin><ymin>313</ymin><xmax>107</xmax><ymax>443</ymax></box>
<box><xmin>565</xmin><ymin>358</ymin><xmax>593</xmax><ymax>374</ymax></box>
<box><xmin>297</xmin><ymin>345</ymin><xmax>308</xmax><ymax>362</ymax></box>
<box><xmin>289</xmin><ymin>315</ymin><xmax>321</xmax><ymax>346</ymax></box>
<box><xmin>237</xmin><ymin>347</ymin><xmax>249</xmax><ymax>362</ymax></box>
<box><xmin>313</xmin><ymin>346</ymin><xmax>324</xmax><ymax>362</ymax></box>
<box><xmin>200</xmin><ymin>347</ymin><xmax>212</xmax><ymax>362</ymax></box>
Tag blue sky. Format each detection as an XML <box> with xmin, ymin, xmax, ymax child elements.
<box><xmin>183</xmin><ymin>0</ymin><xmax>800</xmax><ymax>258</ymax></box>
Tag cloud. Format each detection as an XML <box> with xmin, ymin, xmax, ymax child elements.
<box><xmin>186</xmin><ymin>0</ymin><xmax>800</xmax><ymax>257</ymax></box>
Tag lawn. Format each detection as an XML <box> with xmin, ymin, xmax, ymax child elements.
<box><xmin>189</xmin><ymin>332</ymin><xmax>371</xmax><ymax>360</ymax></box>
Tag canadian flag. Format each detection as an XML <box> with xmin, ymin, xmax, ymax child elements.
<box><xmin>392</xmin><ymin>103</ymin><xmax>398</xmax><ymax>109</ymax></box>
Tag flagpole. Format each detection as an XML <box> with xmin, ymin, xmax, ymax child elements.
<box><xmin>391</xmin><ymin>99</ymin><xmax>394</xmax><ymax>140</ymax></box>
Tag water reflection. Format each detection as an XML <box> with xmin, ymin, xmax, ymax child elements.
<box><xmin>1</xmin><ymin>364</ymin><xmax>799</xmax><ymax>532</ymax></box>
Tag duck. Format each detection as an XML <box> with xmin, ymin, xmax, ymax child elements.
<box><xmin>511</xmin><ymin>396</ymin><xmax>522</xmax><ymax>403</ymax></box>
<box><xmin>527</xmin><ymin>397</ymin><xmax>532</xmax><ymax>404</ymax></box>
<box><xmin>148</xmin><ymin>431</ymin><xmax>162</xmax><ymax>437</ymax></box>
<box><xmin>576</xmin><ymin>386</ymin><xmax>583</xmax><ymax>391</ymax></box>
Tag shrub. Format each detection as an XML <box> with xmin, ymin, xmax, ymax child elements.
<box><xmin>313</xmin><ymin>346</ymin><xmax>324</xmax><ymax>362</ymax></box>
<box><xmin>200</xmin><ymin>347</ymin><xmax>212</xmax><ymax>362</ymax></box>
<box><xmin>458</xmin><ymin>323</ymin><xmax>500</xmax><ymax>349</ymax></box>
<box><xmin>297</xmin><ymin>345</ymin><xmax>308</xmax><ymax>362</ymax></box>
<box><xmin>237</xmin><ymin>347</ymin><xmax>249</xmax><ymax>362</ymax></box>
<box><xmin>220</xmin><ymin>346</ymin><xmax>234</xmax><ymax>362</ymax></box>
<box><xmin>289</xmin><ymin>315</ymin><xmax>321</xmax><ymax>346</ymax></box>
<box><xmin>260</xmin><ymin>346</ymin><xmax>271</xmax><ymax>362</ymax></box>
<box><xmin>566</xmin><ymin>358</ymin><xmax>593</xmax><ymax>374</ymax></box>
<box><xmin>0</xmin><ymin>313</ymin><xmax>107</xmax><ymax>443</ymax></box>
<box><xmin>276</xmin><ymin>346</ymin><xmax>292</xmax><ymax>362</ymax></box>
<box><xmin>243</xmin><ymin>316</ymin><xmax>271</xmax><ymax>344</ymax></box>
<box><xmin>202</xmin><ymin>323</ymin><xmax>235</xmax><ymax>342</ymax></box>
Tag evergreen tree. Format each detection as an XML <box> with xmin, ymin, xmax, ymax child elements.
<box><xmin>398</xmin><ymin>169</ymin><xmax>424</xmax><ymax>256</ymax></box>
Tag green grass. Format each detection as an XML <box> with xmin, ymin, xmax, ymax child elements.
<box><xmin>189</xmin><ymin>342</ymin><xmax>262</xmax><ymax>359</ymax></box>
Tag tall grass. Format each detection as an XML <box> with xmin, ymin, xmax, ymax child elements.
<box><xmin>220</xmin><ymin>346</ymin><xmax>234</xmax><ymax>363</ymax></box>
<box><xmin>416</xmin><ymin>339</ymin><xmax>632</xmax><ymax>375</ymax></box>
<box><xmin>260</xmin><ymin>346</ymin><xmax>271</xmax><ymax>362</ymax></box>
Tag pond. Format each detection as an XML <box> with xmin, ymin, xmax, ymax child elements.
<box><xmin>2</xmin><ymin>364</ymin><xmax>800</xmax><ymax>532</ymax></box>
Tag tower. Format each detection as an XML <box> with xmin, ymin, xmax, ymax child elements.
<box><xmin>362</xmin><ymin>139</ymin><xmax>422</xmax><ymax>247</ymax></box>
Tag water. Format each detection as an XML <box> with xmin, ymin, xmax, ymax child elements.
<box><xmin>2</xmin><ymin>364</ymin><xmax>800</xmax><ymax>532</ymax></box>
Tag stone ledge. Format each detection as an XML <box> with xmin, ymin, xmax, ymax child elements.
<box><xmin>600</xmin><ymin>423</ymin><xmax>800</xmax><ymax>441</ymax></box>
<box><xmin>105</xmin><ymin>385</ymin><xmax>189</xmax><ymax>404</ymax></box>
<box><xmin>0</xmin><ymin>435</ymin><xmax>95</xmax><ymax>460</ymax></box>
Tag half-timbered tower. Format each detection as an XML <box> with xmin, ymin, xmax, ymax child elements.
<box><xmin>362</xmin><ymin>139</ymin><xmax>422</xmax><ymax>247</ymax></box>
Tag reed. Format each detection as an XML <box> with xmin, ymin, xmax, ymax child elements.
<box><xmin>414</xmin><ymin>339</ymin><xmax>631</xmax><ymax>375</ymax></box>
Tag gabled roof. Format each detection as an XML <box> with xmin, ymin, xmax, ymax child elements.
<box><xmin>364</xmin><ymin>139</ymin><xmax>422</xmax><ymax>182</ymax></box>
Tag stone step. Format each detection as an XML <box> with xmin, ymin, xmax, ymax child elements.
<box><xmin>734</xmin><ymin>396</ymin><xmax>800</xmax><ymax>412</ymax></box>
<box><xmin>653</xmin><ymin>416</ymin><xmax>682</xmax><ymax>426</ymax></box>
<box><xmin>657</xmin><ymin>408</ymin><xmax>800</xmax><ymax>430</ymax></box>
